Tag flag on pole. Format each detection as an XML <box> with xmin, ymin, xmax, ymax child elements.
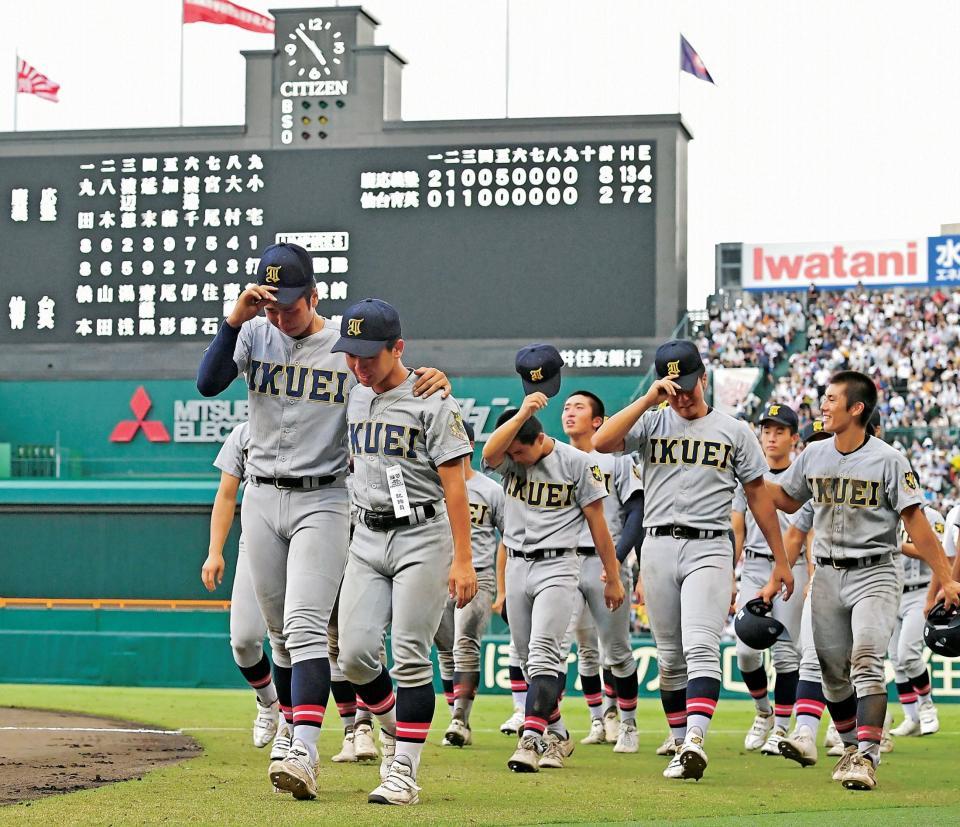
<box><xmin>680</xmin><ymin>35</ymin><xmax>715</xmax><ymax>84</ymax></box>
<box><xmin>183</xmin><ymin>0</ymin><xmax>274</xmax><ymax>34</ymax></box>
<box><xmin>16</xmin><ymin>58</ymin><xmax>60</xmax><ymax>102</ymax></box>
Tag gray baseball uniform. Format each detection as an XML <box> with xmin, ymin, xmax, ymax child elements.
<box><xmin>625</xmin><ymin>406</ymin><xmax>768</xmax><ymax>687</ymax></box>
<box><xmin>337</xmin><ymin>372</ymin><xmax>472</xmax><ymax>688</ymax></box>
<box><xmin>778</xmin><ymin>435</ymin><xmax>922</xmax><ymax>701</ymax></box>
<box><xmin>493</xmin><ymin>441</ymin><xmax>608</xmax><ymax>679</ymax></box>
<box><xmin>944</xmin><ymin>503</ymin><xmax>960</xmax><ymax>558</ymax></box>
<box><xmin>231</xmin><ymin>318</ymin><xmax>353</xmax><ymax>666</ymax></box>
<box><xmin>790</xmin><ymin>502</ymin><xmax>821</xmax><ymax>684</ymax></box>
<box><xmin>435</xmin><ymin>471</ymin><xmax>504</xmax><ymax>680</ymax></box>
<box><xmin>888</xmin><ymin>505</ymin><xmax>945</xmax><ymax>682</ymax></box>
<box><xmin>558</xmin><ymin>451</ymin><xmax>640</xmax><ymax>676</ymax></box>
<box><xmin>213</xmin><ymin>423</ymin><xmax>287</xmax><ymax>669</ymax></box>
<box><xmin>733</xmin><ymin>471</ymin><xmax>810</xmax><ymax>674</ymax></box>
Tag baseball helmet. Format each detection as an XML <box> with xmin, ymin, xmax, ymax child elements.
<box><xmin>500</xmin><ymin>598</ymin><xmax>508</xmax><ymax>626</ymax></box>
<box><xmin>734</xmin><ymin>598</ymin><xmax>785</xmax><ymax>650</ymax></box>
<box><xmin>924</xmin><ymin>600</ymin><xmax>960</xmax><ymax>658</ymax></box>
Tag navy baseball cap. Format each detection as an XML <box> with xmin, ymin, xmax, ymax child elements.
<box><xmin>759</xmin><ymin>403</ymin><xmax>799</xmax><ymax>433</ymax></box>
<box><xmin>464</xmin><ymin>421</ymin><xmax>475</xmax><ymax>443</ymax></box>
<box><xmin>516</xmin><ymin>344</ymin><xmax>563</xmax><ymax>398</ymax></box>
<box><xmin>800</xmin><ymin>418</ymin><xmax>831</xmax><ymax>444</ymax></box>
<box><xmin>256</xmin><ymin>243</ymin><xmax>316</xmax><ymax>305</ymax></box>
<box><xmin>331</xmin><ymin>298</ymin><xmax>402</xmax><ymax>357</ymax></box>
<box><xmin>655</xmin><ymin>340</ymin><xmax>705</xmax><ymax>392</ymax></box>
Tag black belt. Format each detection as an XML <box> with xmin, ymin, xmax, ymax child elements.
<box><xmin>508</xmin><ymin>548</ymin><xmax>570</xmax><ymax>561</ymax></box>
<box><xmin>903</xmin><ymin>582</ymin><xmax>930</xmax><ymax>593</ymax></box>
<box><xmin>745</xmin><ymin>549</ymin><xmax>773</xmax><ymax>561</ymax></box>
<box><xmin>577</xmin><ymin>546</ymin><xmax>596</xmax><ymax>556</ymax></box>
<box><xmin>359</xmin><ymin>503</ymin><xmax>437</xmax><ymax>532</ymax></box>
<box><xmin>648</xmin><ymin>525</ymin><xmax>725</xmax><ymax>540</ymax></box>
<box><xmin>253</xmin><ymin>475</ymin><xmax>337</xmax><ymax>489</ymax></box>
<box><xmin>816</xmin><ymin>554</ymin><xmax>891</xmax><ymax>570</ymax></box>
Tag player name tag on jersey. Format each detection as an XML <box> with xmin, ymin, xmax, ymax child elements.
<box><xmin>386</xmin><ymin>464</ymin><xmax>412</xmax><ymax>518</ymax></box>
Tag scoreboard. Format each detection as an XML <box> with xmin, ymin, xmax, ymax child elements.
<box><xmin>0</xmin><ymin>5</ymin><xmax>689</xmax><ymax>379</ymax></box>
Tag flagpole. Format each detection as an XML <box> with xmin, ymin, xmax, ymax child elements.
<box><xmin>178</xmin><ymin>2</ymin><xmax>185</xmax><ymax>126</ymax></box>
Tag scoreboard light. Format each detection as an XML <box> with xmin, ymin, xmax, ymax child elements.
<box><xmin>301</xmin><ymin>131</ymin><xmax>311</xmax><ymax>140</ymax></box>
<box><xmin>301</xmin><ymin>101</ymin><xmax>311</xmax><ymax>110</ymax></box>
<box><xmin>301</xmin><ymin>116</ymin><xmax>311</xmax><ymax>125</ymax></box>
<box><xmin>318</xmin><ymin>116</ymin><xmax>328</xmax><ymax>125</ymax></box>
<box><xmin>336</xmin><ymin>100</ymin><xmax>345</xmax><ymax>108</ymax></box>
<box><xmin>318</xmin><ymin>131</ymin><xmax>328</xmax><ymax>139</ymax></box>
<box><xmin>319</xmin><ymin>100</ymin><xmax>328</xmax><ymax>109</ymax></box>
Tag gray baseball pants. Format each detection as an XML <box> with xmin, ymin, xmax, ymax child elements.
<box><xmin>811</xmin><ymin>559</ymin><xmax>901</xmax><ymax>701</ymax></box>
<box><xmin>640</xmin><ymin>534</ymin><xmax>732</xmax><ymax>687</ymax></box>
<box><xmin>798</xmin><ymin>579</ymin><xmax>822</xmax><ymax>683</ymax></box>
<box><xmin>338</xmin><ymin>514</ymin><xmax>453</xmax><ymax>687</ymax></box>
<box><xmin>241</xmin><ymin>481</ymin><xmax>349</xmax><ymax>665</ymax></box>
<box><xmin>887</xmin><ymin>587</ymin><xmax>928</xmax><ymax>682</ymax></box>
<box><xmin>435</xmin><ymin>567</ymin><xmax>497</xmax><ymax>679</ymax></box>
<box><xmin>507</xmin><ymin>551</ymin><xmax>580</xmax><ymax>679</ymax></box>
<box><xmin>736</xmin><ymin>553</ymin><xmax>809</xmax><ymax>673</ymax></box>
<box><xmin>230</xmin><ymin>534</ymin><xmax>290</xmax><ymax>668</ymax></box>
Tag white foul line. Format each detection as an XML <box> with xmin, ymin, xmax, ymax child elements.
<box><xmin>0</xmin><ymin>726</ymin><xmax>183</xmax><ymax>735</ymax></box>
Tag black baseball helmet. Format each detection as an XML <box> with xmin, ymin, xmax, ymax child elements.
<box><xmin>924</xmin><ymin>600</ymin><xmax>960</xmax><ymax>658</ymax></box>
<box><xmin>734</xmin><ymin>598</ymin><xmax>785</xmax><ymax>650</ymax></box>
<box><xmin>500</xmin><ymin>598</ymin><xmax>508</xmax><ymax>626</ymax></box>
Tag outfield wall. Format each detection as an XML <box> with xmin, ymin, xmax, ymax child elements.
<box><xmin>2</xmin><ymin>607</ymin><xmax>958</xmax><ymax>702</ymax></box>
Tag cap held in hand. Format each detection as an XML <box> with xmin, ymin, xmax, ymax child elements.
<box><xmin>516</xmin><ymin>343</ymin><xmax>563</xmax><ymax>398</ymax></box>
<box><xmin>654</xmin><ymin>339</ymin><xmax>705</xmax><ymax>392</ymax></box>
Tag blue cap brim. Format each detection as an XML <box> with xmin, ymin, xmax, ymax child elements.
<box><xmin>331</xmin><ymin>337</ymin><xmax>389</xmax><ymax>357</ymax></box>
<box><xmin>520</xmin><ymin>371</ymin><xmax>562</xmax><ymax>399</ymax></box>
<box><xmin>266</xmin><ymin>286</ymin><xmax>310</xmax><ymax>306</ymax></box>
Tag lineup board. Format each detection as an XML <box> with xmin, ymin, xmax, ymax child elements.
<box><xmin>0</xmin><ymin>140</ymin><xmax>656</xmax><ymax>345</ymax></box>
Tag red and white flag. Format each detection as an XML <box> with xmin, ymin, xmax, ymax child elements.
<box><xmin>183</xmin><ymin>0</ymin><xmax>274</xmax><ymax>34</ymax></box>
<box><xmin>17</xmin><ymin>58</ymin><xmax>60</xmax><ymax>103</ymax></box>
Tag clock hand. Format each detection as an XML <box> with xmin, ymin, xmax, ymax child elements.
<box><xmin>295</xmin><ymin>28</ymin><xmax>327</xmax><ymax>65</ymax></box>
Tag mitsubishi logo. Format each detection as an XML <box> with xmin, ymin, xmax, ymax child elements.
<box><xmin>109</xmin><ymin>386</ymin><xmax>171</xmax><ymax>443</ymax></box>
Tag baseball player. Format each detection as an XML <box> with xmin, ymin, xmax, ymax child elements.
<box><xmin>777</xmin><ymin>420</ymin><xmax>831</xmax><ymax>768</ymax></box>
<box><xmin>559</xmin><ymin>390</ymin><xmax>644</xmax><ymax>752</ymax></box>
<box><xmin>197</xmin><ymin>245</ymin><xmax>450</xmax><ymax>800</ymax></box>
<box><xmin>765</xmin><ymin>370</ymin><xmax>960</xmax><ymax>790</ymax></box>
<box><xmin>435</xmin><ymin>420</ymin><xmax>506</xmax><ymax>747</ymax></box>
<box><xmin>594</xmin><ymin>340</ymin><xmax>793</xmax><ymax>781</ymax></box>
<box><xmin>888</xmin><ymin>503</ymin><xmax>946</xmax><ymax>738</ymax></box>
<box><xmin>332</xmin><ymin>298</ymin><xmax>477</xmax><ymax>807</ymax></box>
<box><xmin>201</xmin><ymin>420</ymin><xmax>286</xmax><ymax>752</ymax></box>
<box><xmin>483</xmin><ymin>348</ymin><xmax>624</xmax><ymax>773</ymax></box>
<box><xmin>732</xmin><ymin>403</ymin><xmax>811</xmax><ymax>756</ymax></box>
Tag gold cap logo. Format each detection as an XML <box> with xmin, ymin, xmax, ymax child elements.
<box><xmin>529</xmin><ymin>367</ymin><xmax>543</xmax><ymax>381</ymax></box>
<box><xmin>347</xmin><ymin>318</ymin><xmax>363</xmax><ymax>336</ymax></box>
<box><xmin>264</xmin><ymin>265</ymin><xmax>281</xmax><ymax>284</ymax></box>
<box><xmin>768</xmin><ymin>405</ymin><xmax>780</xmax><ymax>416</ymax></box>
<box><xmin>813</xmin><ymin>420</ymin><xmax>823</xmax><ymax>432</ymax></box>
<box><xmin>666</xmin><ymin>360</ymin><xmax>680</xmax><ymax>375</ymax></box>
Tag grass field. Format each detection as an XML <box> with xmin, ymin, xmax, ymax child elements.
<box><xmin>2</xmin><ymin>683</ymin><xmax>960</xmax><ymax>825</ymax></box>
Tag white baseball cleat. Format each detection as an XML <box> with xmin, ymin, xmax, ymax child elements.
<box><xmin>500</xmin><ymin>707</ymin><xmax>524</xmax><ymax>736</ymax></box>
<box><xmin>891</xmin><ymin>717</ymin><xmax>921</xmax><ymax>737</ymax></box>
<box><xmin>613</xmin><ymin>721</ymin><xmax>639</xmax><ymax>754</ymax></box>
<box><xmin>840</xmin><ymin>752</ymin><xmax>877</xmax><ymax>791</ymax></box>
<box><xmin>539</xmin><ymin>731</ymin><xmax>573</xmax><ymax>769</ymax></box>
<box><xmin>379</xmin><ymin>729</ymin><xmax>397</xmax><ymax>781</ymax></box>
<box><xmin>678</xmin><ymin>735</ymin><xmax>708</xmax><ymax>780</ymax></box>
<box><xmin>270</xmin><ymin>739</ymin><xmax>318</xmax><ymax>800</ymax></box>
<box><xmin>253</xmin><ymin>700</ymin><xmax>280</xmax><ymax>748</ymax></box>
<box><xmin>602</xmin><ymin>709</ymin><xmax>620</xmax><ymax>743</ymax></box>
<box><xmin>760</xmin><ymin>726</ymin><xmax>787</xmax><ymax>756</ymax></box>
<box><xmin>744</xmin><ymin>711</ymin><xmax>774</xmax><ymax>751</ymax></box>
<box><xmin>368</xmin><ymin>757</ymin><xmax>421</xmax><ymax>805</ymax></box>
<box><xmin>353</xmin><ymin>721</ymin><xmax>379</xmax><ymax>762</ymax></box>
<box><xmin>444</xmin><ymin>717</ymin><xmax>471</xmax><ymax>748</ymax></box>
<box><xmin>826</xmin><ymin>741</ymin><xmax>846</xmax><ymax>757</ymax></box>
<box><xmin>656</xmin><ymin>733</ymin><xmax>682</xmax><ymax>756</ymax></box>
<box><xmin>823</xmin><ymin>721</ymin><xmax>840</xmax><ymax>748</ymax></box>
<box><xmin>269</xmin><ymin>720</ymin><xmax>292</xmax><ymax>762</ymax></box>
<box><xmin>831</xmin><ymin>745</ymin><xmax>857</xmax><ymax>781</ymax></box>
<box><xmin>919</xmin><ymin>702</ymin><xmax>939</xmax><ymax>735</ymax></box>
<box><xmin>581</xmin><ymin>719</ymin><xmax>607</xmax><ymax>745</ymax></box>
<box><xmin>508</xmin><ymin>733</ymin><xmax>543</xmax><ymax>773</ymax></box>
<box><xmin>662</xmin><ymin>753</ymin><xmax>684</xmax><ymax>779</ymax></box>
<box><xmin>331</xmin><ymin>728</ymin><xmax>357</xmax><ymax>763</ymax></box>
<box><xmin>779</xmin><ymin>725</ymin><xmax>818</xmax><ymax>767</ymax></box>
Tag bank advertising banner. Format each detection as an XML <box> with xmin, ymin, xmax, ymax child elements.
<box><xmin>741</xmin><ymin>235</ymin><xmax>960</xmax><ymax>291</ymax></box>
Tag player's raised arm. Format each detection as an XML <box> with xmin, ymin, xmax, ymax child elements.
<box><xmin>592</xmin><ymin>375</ymin><xmax>679</xmax><ymax>453</ymax></box>
<box><xmin>482</xmin><ymin>392</ymin><xmax>547</xmax><ymax>468</ymax></box>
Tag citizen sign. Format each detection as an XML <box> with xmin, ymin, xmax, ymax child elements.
<box><xmin>742</xmin><ymin>239</ymin><xmax>928</xmax><ymax>290</ymax></box>
<box><xmin>173</xmin><ymin>399</ymin><xmax>249</xmax><ymax>443</ymax></box>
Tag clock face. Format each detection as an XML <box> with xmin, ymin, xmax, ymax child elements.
<box><xmin>283</xmin><ymin>18</ymin><xmax>346</xmax><ymax>81</ymax></box>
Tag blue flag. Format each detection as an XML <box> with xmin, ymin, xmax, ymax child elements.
<box><xmin>680</xmin><ymin>35</ymin><xmax>715</xmax><ymax>84</ymax></box>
